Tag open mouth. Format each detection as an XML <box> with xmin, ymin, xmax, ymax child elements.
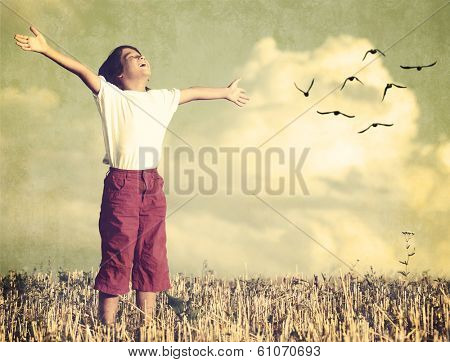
<box><xmin>139</xmin><ymin>63</ymin><xmax>147</xmax><ymax>68</ymax></box>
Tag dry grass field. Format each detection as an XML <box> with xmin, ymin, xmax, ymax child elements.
<box><xmin>0</xmin><ymin>264</ymin><xmax>448</xmax><ymax>342</ymax></box>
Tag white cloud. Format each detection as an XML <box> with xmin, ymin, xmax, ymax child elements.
<box><xmin>1</xmin><ymin>86</ymin><xmax>60</xmax><ymax>112</ymax></box>
<box><xmin>437</xmin><ymin>142</ymin><xmax>450</xmax><ymax>170</ymax></box>
<box><xmin>163</xmin><ymin>35</ymin><xmax>449</xmax><ymax>277</ymax></box>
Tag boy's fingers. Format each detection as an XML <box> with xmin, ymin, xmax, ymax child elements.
<box><xmin>16</xmin><ymin>39</ymin><xmax>28</xmax><ymax>46</ymax></box>
<box><xmin>15</xmin><ymin>39</ymin><xmax>29</xmax><ymax>47</ymax></box>
<box><xmin>230</xmin><ymin>78</ymin><xmax>241</xmax><ymax>87</ymax></box>
<box><xmin>30</xmin><ymin>25</ymin><xmax>40</xmax><ymax>36</ymax></box>
<box><xmin>15</xmin><ymin>34</ymin><xmax>28</xmax><ymax>41</ymax></box>
<box><xmin>16</xmin><ymin>41</ymin><xmax>31</xmax><ymax>50</ymax></box>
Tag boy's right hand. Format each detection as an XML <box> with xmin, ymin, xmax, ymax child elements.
<box><xmin>14</xmin><ymin>25</ymin><xmax>49</xmax><ymax>54</ymax></box>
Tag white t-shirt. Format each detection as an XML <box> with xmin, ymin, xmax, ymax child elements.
<box><xmin>92</xmin><ymin>75</ymin><xmax>181</xmax><ymax>170</ymax></box>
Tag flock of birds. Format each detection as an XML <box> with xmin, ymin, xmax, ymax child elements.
<box><xmin>293</xmin><ymin>48</ymin><xmax>437</xmax><ymax>134</ymax></box>
<box><xmin>162</xmin><ymin>52</ymin><xmax>438</xmax><ymax>321</ymax></box>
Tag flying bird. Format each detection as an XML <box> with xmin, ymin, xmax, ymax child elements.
<box><xmin>362</xmin><ymin>48</ymin><xmax>385</xmax><ymax>61</ymax></box>
<box><xmin>400</xmin><ymin>60</ymin><xmax>437</xmax><ymax>71</ymax></box>
<box><xmin>358</xmin><ymin>122</ymin><xmax>393</xmax><ymax>134</ymax></box>
<box><xmin>294</xmin><ymin>79</ymin><xmax>315</xmax><ymax>97</ymax></box>
<box><xmin>317</xmin><ymin>110</ymin><xmax>355</xmax><ymax>118</ymax></box>
<box><xmin>382</xmin><ymin>83</ymin><xmax>407</xmax><ymax>102</ymax></box>
<box><xmin>340</xmin><ymin>76</ymin><xmax>364</xmax><ymax>90</ymax></box>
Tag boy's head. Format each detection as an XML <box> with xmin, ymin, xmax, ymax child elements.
<box><xmin>98</xmin><ymin>45</ymin><xmax>151</xmax><ymax>91</ymax></box>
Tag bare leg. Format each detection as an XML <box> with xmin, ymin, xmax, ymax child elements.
<box><xmin>136</xmin><ymin>291</ymin><xmax>156</xmax><ymax>324</ymax></box>
<box><xmin>98</xmin><ymin>291</ymin><xmax>119</xmax><ymax>326</ymax></box>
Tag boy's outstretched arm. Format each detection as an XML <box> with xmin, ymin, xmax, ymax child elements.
<box><xmin>179</xmin><ymin>78</ymin><xmax>250</xmax><ymax>107</ymax></box>
<box><xmin>14</xmin><ymin>25</ymin><xmax>100</xmax><ymax>95</ymax></box>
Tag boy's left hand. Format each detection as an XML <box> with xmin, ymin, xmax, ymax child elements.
<box><xmin>225</xmin><ymin>78</ymin><xmax>250</xmax><ymax>107</ymax></box>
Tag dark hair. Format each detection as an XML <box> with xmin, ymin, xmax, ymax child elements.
<box><xmin>98</xmin><ymin>45</ymin><xmax>150</xmax><ymax>91</ymax></box>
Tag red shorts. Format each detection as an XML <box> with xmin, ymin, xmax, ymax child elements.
<box><xmin>94</xmin><ymin>167</ymin><xmax>171</xmax><ymax>295</ymax></box>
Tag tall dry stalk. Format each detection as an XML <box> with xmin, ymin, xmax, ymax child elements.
<box><xmin>0</xmin><ymin>262</ymin><xmax>448</xmax><ymax>342</ymax></box>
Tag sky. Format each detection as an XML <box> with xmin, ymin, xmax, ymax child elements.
<box><xmin>1</xmin><ymin>0</ymin><xmax>449</xmax><ymax>278</ymax></box>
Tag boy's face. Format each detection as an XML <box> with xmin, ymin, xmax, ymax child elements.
<box><xmin>119</xmin><ymin>48</ymin><xmax>151</xmax><ymax>81</ymax></box>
